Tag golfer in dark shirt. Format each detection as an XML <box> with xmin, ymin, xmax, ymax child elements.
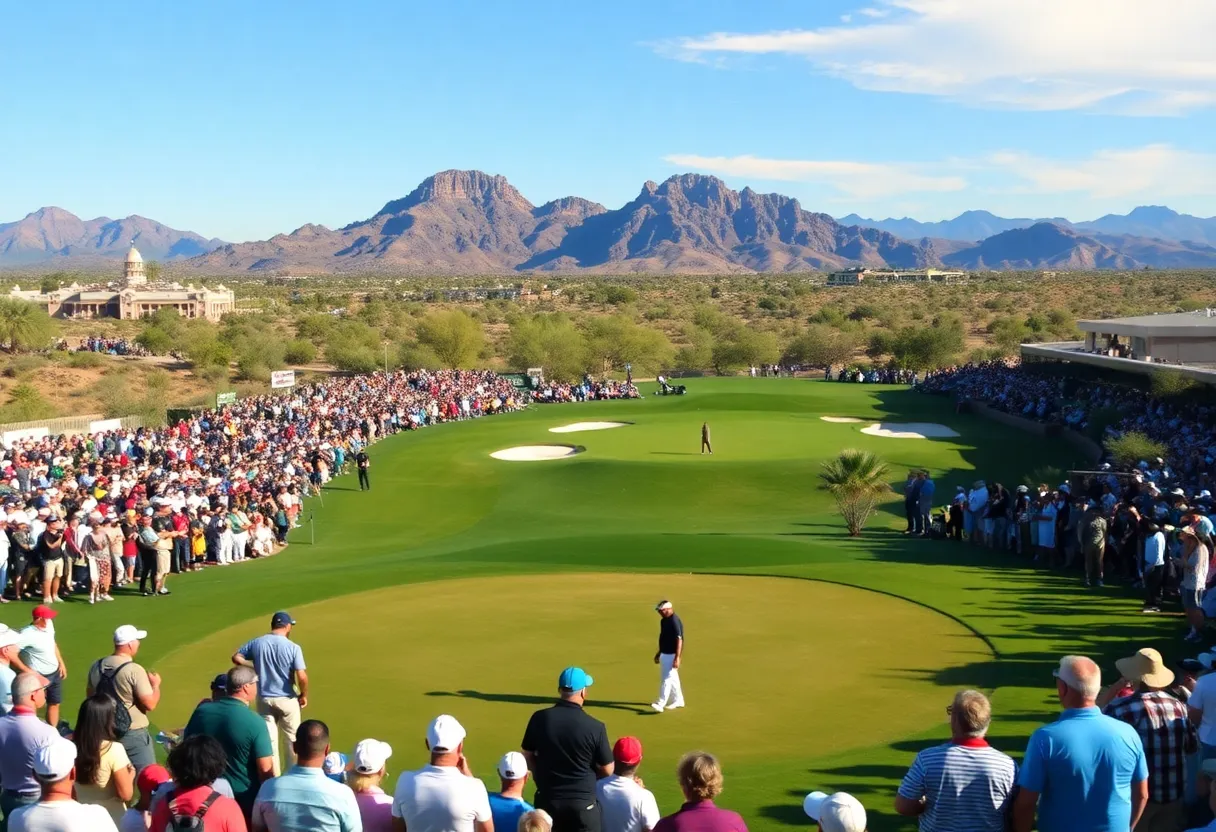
<box><xmin>521</xmin><ymin>666</ymin><xmax>613</xmax><ymax>832</ymax></box>
<box><xmin>356</xmin><ymin>451</ymin><xmax>370</xmax><ymax>491</ymax></box>
<box><xmin>652</xmin><ymin>600</ymin><xmax>685</xmax><ymax>712</ymax></box>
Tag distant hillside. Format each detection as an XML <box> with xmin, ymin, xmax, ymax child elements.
<box><xmin>940</xmin><ymin>222</ymin><xmax>1216</xmax><ymax>270</ymax></box>
<box><xmin>0</xmin><ymin>207</ymin><xmax>225</xmax><ymax>267</ymax></box>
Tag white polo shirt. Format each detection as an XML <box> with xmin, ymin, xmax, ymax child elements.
<box><xmin>18</xmin><ymin>624</ymin><xmax>58</xmax><ymax>676</ymax></box>
<box><xmin>8</xmin><ymin>799</ymin><xmax>120</xmax><ymax>831</ymax></box>
<box><xmin>597</xmin><ymin>775</ymin><xmax>660</xmax><ymax>832</ymax></box>
<box><xmin>392</xmin><ymin>764</ymin><xmax>492</xmax><ymax>832</ymax></box>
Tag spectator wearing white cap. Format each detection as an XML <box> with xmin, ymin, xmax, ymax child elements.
<box><xmin>489</xmin><ymin>752</ymin><xmax>533</xmax><ymax>832</ymax></box>
<box><xmin>391</xmin><ymin>715</ymin><xmax>492</xmax><ymax>832</ymax></box>
<box><xmin>86</xmin><ymin>625</ymin><xmax>160</xmax><ymax>773</ymax></box>
<box><xmin>0</xmin><ymin>628</ymin><xmax>21</xmax><ymax>714</ymax></box>
<box><xmin>597</xmin><ymin>738</ymin><xmax>659</xmax><ymax>832</ymax></box>
<box><xmin>1012</xmin><ymin>656</ymin><xmax>1148</xmax><ymax>832</ymax></box>
<box><xmin>895</xmin><ymin>690</ymin><xmax>1015</xmax><ymax>832</ymax></box>
<box><xmin>252</xmin><ymin>719</ymin><xmax>361</xmax><ymax>832</ymax></box>
<box><xmin>0</xmin><ymin>674</ymin><xmax>60</xmax><ymax>830</ymax></box>
<box><xmin>803</xmin><ymin>791</ymin><xmax>866</xmax><ymax>832</ymax></box>
<box><xmin>7</xmin><ymin>735</ymin><xmax>119</xmax><ymax>831</ymax></box>
<box><xmin>350</xmin><ymin>738</ymin><xmax>394</xmax><ymax>832</ymax></box>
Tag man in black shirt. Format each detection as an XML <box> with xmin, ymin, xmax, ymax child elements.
<box><xmin>521</xmin><ymin>666</ymin><xmax>613</xmax><ymax>832</ymax></box>
<box><xmin>356</xmin><ymin>451</ymin><xmax>370</xmax><ymax>492</ymax></box>
<box><xmin>652</xmin><ymin>600</ymin><xmax>685</xmax><ymax>713</ymax></box>
<box><xmin>38</xmin><ymin>517</ymin><xmax>66</xmax><ymax>606</ymax></box>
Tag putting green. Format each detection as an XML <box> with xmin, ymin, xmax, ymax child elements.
<box><xmin>154</xmin><ymin>573</ymin><xmax>988</xmax><ymax>768</ymax></box>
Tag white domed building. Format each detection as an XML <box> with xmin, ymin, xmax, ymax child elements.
<box><xmin>10</xmin><ymin>242</ymin><xmax>235</xmax><ymax>322</ymax></box>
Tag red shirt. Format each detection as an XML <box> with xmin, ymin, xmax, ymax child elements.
<box><xmin>150</xmin><ymin>786</ymin><xmax>247</xmax><ymax>832</ymax></box>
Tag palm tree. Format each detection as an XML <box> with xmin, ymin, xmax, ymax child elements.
<box><xmin>0</xmin><ymin>298</ymin><xmax>56</xmax><ymax>353</ymax></box>
<box><xmin>819</xmin><ymin>449</ymin><xmax>892</xmax><ymax>536</ymax></box>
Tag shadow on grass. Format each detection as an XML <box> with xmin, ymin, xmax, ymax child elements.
<box><xmin>424</xmin><ymin>689</ymin><xmax>654</xmax><ymax>715</ymax></box>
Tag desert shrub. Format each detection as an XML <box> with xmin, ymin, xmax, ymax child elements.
<box><xmin>283</xmin><ymin>339</ymin><xmax>317</xmax><ymax>366</ymax></box>
<box><xmin>0</xmin><ymin>383</ymin><xmax>55</xmax><ymax>422</ymax></box>
<box><xmin>66</xmin><ymin>351</ymin><xmax>106</xmax><ymax>370</ymax></box>
<box><xmin>1105</xmin><ymin>431</ymin><xmax>1168</xmax><ymax>468</ymax></box>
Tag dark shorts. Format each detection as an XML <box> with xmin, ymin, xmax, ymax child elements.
<box><xmin>43</xmin><ymin>669</ymin><xmax>62</xmax><ymax>705</ymax></box>
<box><xmin>1183</xmin><ymin>589</ymin><xmax>1204</xmax><ymax>610</ymax></box>
<box><xmin>537</xmin><ymin>797</ymin><xmax>601</xmax><ymax>832</ymax></box>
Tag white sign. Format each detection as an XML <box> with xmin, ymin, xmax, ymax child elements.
<box><xmin>271</xmin><ymin>370</ymin><xmax>297</xmax><ymax>389</ymax></box>
<box><xmin>88</xmin><ymin>418</ymin><xmax>123</xmax><ymax>434</ymax></box>
<box><xmin>2</xmin><ymin>427</ymin><xmax>49</xmax><ymax>447</ymax></box>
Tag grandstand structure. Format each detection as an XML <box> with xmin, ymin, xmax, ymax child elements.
<box><xmin>1021</xmin><ymin>309</ymin><xmax>1216</xmax><ymax>385</ymax></box>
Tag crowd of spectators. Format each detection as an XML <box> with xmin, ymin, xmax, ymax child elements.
<box><xmin>0</xmin><ymin>369</ymin><xmax>527</xmax><ymax>606</ymax></box>
<box><xmin>829</xmin><ymin>366</ymin><xmax>920</xmax><ymax>385</ymax></box>
<box><xmin>531</xmin><ymin>377</ymin><xmax>640</xmax><ymax>404</ymax></box>
<box><xmin>72</xmin><ymin>338</ymin><xmax>150</xmax><ymax>358</ymax></box>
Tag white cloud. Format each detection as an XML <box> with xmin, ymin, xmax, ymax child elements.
<box><xmin>662</xmin><ymin>153</ymin><xmax>966</xmax><ymax>200</ymax></box>
<box><xmin>839</xmin><ymin>14</ymin><xmax>852</xmax><ymax>23</ymax></box>
<box><xmin>663</xmin><ymin>144</ymin><xmax>1216</xmax><ymax>206</ymax></box>
<box><xmin>657</xmin><ymin>0</ymin><xmax>1216</xmax><ymax>113</ymax></box>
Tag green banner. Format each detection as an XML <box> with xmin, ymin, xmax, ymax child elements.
<box><xmin>216</xmin><ymin>391</ymin><xmax>237</xmax><ymax>407</ymax></box>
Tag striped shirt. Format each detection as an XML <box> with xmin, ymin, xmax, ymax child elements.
<box><xmin>897</xmin><ymin>739</ymin><xmax>1017</xmax><ymax>832</ymax></box>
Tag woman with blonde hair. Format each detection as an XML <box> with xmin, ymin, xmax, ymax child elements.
<box><xmin>349</xmin><ymin>738</ymin><xmax>394</xmax><ymax>832</ymax></box>
<box><xmin>652</xmin><ymin>752</ymin><xmax>748</xmax><ymax>832</ymax></box>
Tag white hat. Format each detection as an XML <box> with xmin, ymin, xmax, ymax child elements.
<box><xmin>33</xmin><ymin>736</ymin><xmax>77</xmax><ymax>781</ymax></box>
<box><xmin>803</xmin><ymin>791</ymin><xmax>867</xmax><ymax>832</ymax></box>
<box><xmin>353</xmin><ymin>739</ymin><xmax>393</xmax><ymax>774</ymax></box>
<box><xmin>0</xmin><ymin>628</ymin><xmax>18</xmax><ymax>650</ymax></box>
<box><xmin>426</xmin><ymin>715</ymin><xmax>466</xmax><ymax>752</ymax></box>
<box><xmin>113</xmin><ymin>625</ymin><xmax>148</xmax><ymax>646</ymax></box>
<box><xmin>498</xmin><ymin>751</ymin><xmax>529</xmax><ymax>780</ymax></box>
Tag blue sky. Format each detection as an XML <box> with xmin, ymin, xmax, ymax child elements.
<box><xmin>3</xmin><ymin>0</ymin><xmax>1214</xmax><ymax>241</ymax></box>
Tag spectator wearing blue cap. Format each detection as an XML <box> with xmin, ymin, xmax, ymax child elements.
<box><xmin>232</xmin><ymin>611</ymin><xmax>308</xmax><ymax>777</ymax></box>
<box><xmin>521</xmin><ymin>667</ymin><xmax>614</xmax><ymax>832</ymax></box>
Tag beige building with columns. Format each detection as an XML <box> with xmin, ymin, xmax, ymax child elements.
<box><xmin>10</xmin><ymin>244</ymin><xmax>235</xmax><ymax>322</ymax></box>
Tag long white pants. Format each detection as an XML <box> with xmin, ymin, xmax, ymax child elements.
<box><xmin>657</xmin><ymin>653</ymin><xmax>685</xmax><ymax>709</ymax></box>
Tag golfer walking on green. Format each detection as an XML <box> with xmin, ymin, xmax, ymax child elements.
<box><xmin>700</xmin><ymin>423</ymin><xmax>712</xmax><ymax>455</ymax></box>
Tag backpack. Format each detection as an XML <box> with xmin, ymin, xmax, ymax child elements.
<box><xmin>168</xmin><ymin>789</ymin><xmax>220</xmax><ymax>831</ymax></box>
<box><xmin>92</xmin><ymin>661</ymin><xmax>133</xmax><ymax>738</ymax></box>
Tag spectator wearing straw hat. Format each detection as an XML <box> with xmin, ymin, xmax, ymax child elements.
<box><xmin>1012</xmin><ymin>655</ymin><xmax>1148</xmax><ymax>832</ymax></box>
<box><xmin>490</xmin><ymin>752</ymin><xmax>534</xmax><ymax>832</ymax></box>
<box><xmin>804</xmin><ymin>791</ymin><xmax>866</xmax><ymax>832</ymax></box>
<box><xmin>597</xmin><ymin>738</ymin><xmax>659</xmax><ymax>832</ymax></box>
<box><xmin>895</xmin><ymin>690</ymin><xmax>1016</xmax><ymax>832</ymax></box>
<box><xmin>7</xmin><ymin>735</ymin><xmax>120</xmax><ymax>832</ymax></box>
<box><xmin>1102</xmin><ymin>648</ymin><xmax>1195</xmax><ymax>832</ymax></box>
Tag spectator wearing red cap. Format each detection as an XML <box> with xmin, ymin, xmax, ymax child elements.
<box><xmin>597</xmin><ymin>738</ymin><xmax>659</xmax><ymax>832</ymax></box>
<box><xmin>652</xmin><ymin>753</ymin><xmax>745</xmax><ymax>832</ymax></box>
<box><xmin>17</xmin><ymin>606</ymin><xmax>64</xmax><ymax>728</ymax></box>
<box><xmin>119</xmin><ymin>764</ymin><xmax>170</xmax><ymax>832</ymax></box>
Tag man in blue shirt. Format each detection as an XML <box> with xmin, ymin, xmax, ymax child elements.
<box><xmin>917</xmin><ymin>472</ymin><xmax>936</xmax><ymax>537</ymax></box>
<box><xmin>489</xmin><ymin>752</ymin><xmax>533</xmax><ymax>832</ymax></box>
<box><xmin>233</xmin><ymin>611</ymin><xmax>309</xmax><ymax>777</ymax></box>
<box><xmin>1013</xmin><ymin>655</ymin><xmax>1148</xmax><ymax>832</ymax></box>
<box><xmin>252</xmin><ymin>719</ymin><xmax>361</xmax><ymax>832</ymax></box>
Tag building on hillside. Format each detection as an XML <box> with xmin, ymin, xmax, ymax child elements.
<box><xmin>1021</xmin><ymin>309</ymin><xmax>1216</xmax><ymax>386</ymax></box>
<box><xmin>826</xmin><ymin>267</ymin><xmax>967</xmax><ymax>286</ymax></box>
<box><xmin>10</xmin><ymin>244</ymin><xmax>235</xmax><ymax>322</ymax></box>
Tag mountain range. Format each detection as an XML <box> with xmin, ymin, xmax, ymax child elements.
<box><xmin>0</xmin><ymin>207</ymin><xmax>226</xmax><ymax>267</ymax></box>
<box><xmin>4</xmin><ymin>173</ymin><xmax>1216</xmax><ymax>274</ymax></box>
<box><xmin>837</xmin><ymin>205</ymin><xmax>1216</xmax><ymax>247</ymax></box>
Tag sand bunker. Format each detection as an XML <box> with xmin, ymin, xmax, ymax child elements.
<box><xmin>491</xmin><ymin>445</ymin><xmax>584</xmax><ymax>461</ymax></box>
<box><xmin>820</xmin><ymin>416</ymin><xmax>863</xmax><ymax>423</ymax></box>
<box><xmin>860</xmin><ymin>423</ymin><xmax>960</xmax><ymax>440</ymax></box>
<box><xmin>549</xmin><ymin>421</ymin><xmax>630</xmax><ymax>434</ymax></box>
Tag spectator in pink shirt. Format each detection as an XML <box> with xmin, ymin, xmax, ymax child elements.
<box><xmin>350</xmin><ymin>738</ymin><xmax>393</xmax><ymax>832</ymax></box>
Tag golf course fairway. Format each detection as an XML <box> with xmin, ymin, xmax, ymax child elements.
<box><xmin>40</xmin><ymin>378</ymin><xmax>1182</xmax><ymax>831</ymax></box>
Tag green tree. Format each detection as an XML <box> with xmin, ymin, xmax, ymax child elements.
<box><xmin>144</xmin><ymin>261</ymin><xmax>163</xmax><ymax>282</ymax></box>
<box><xmin>415</xmin><ymin>310</ymin><xmax>485</xmax><ymax>369</ymax></box>
<box><xmin>325</xmin><ymin>320</ymin><xmax>384</xmax><ymax>373</ymax></box>
<box><xmin>986</xmin><ymin>316</ymin><xmax>1032</xmax><ymax>355</ymax></box>
<box><xmin>39</xmin><ymin>273</ymin><xmax>67</xmax><ymax>294</ymax></box>
<box><xmin>673</xmin><ymin>324</ymin><xmax>715</xmax><ymax>371</ymax></box>
<box><xmin>0</xmin><ymin>383</ymin><xmax>55</xmax><ymax>422</ymax></box>
<box><xmin>284</xmin><ymin>339</ymin><xmax>317</xmax><ymax>366</ymax></box>
<box><xmin>507</xmin><ymin>314</ymin><xmax>587</xmax><ymax>381</ymax></box>
<box><xmin>0</xmin><ymin>299</ymin><xmax>58</xmax><ymax>353</ymax></box>
<box><xmin>135</xmin><ymin>326</ymin><xmax>174</xmax><ymax>355</ymax></box>
<box><xmin>785</xmin><ymin>325</ymin><xmax>860</xmax><ymax>369</ymax></box>
<box><xmin>818</xmin><ymin>449</ymin><xmax>892</xmax><ymax>536</ymax></box>
<box><xmin>1105</xmin><ymin>432</ymin><xmax>1168</xmax><ymax>469</ymax></box>
<box><xmin>712</xmin><ymin>324</ymin><xmax>780</xmax><ymax>372</ymax></box>
<box><xmin>583</xmin><ymin>316</ymin><xmax>672</xmax><ymax>376</ymax></box>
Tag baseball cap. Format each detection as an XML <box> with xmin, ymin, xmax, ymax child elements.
<box><xmin>613</xmin><ymin>737</ymin><xmax>643</xmax><ymax>766</ymax></box>
<box><xmin>33</xmin><ymin>736</ymin><xmax>77</xmax><ymax>781</ymax></box>
<box><xmin>137</xmin><ymin>764</ymin><xmax>171</xmax><ymax>796</ymax></box>
<box><xmin>497</xmin><ymin>751</ymin><xmax>529</xmax><ymax>780</ymax></box>
<box><xmin>803</xmin><ymin>791</ymin><xmax>867</xmax><ymax>832</ymax></box>
<box><xmin>558</xmin><ymin>667</ymin><xmax>594</xmax><ymax>691</ymax></box>
<box><xmin>353</xmin><ymin>739</ymin><xmax>393</xmax><ymax>775</ymax></box>
<box><xmin>271</xmin><ymin>611</ymin><xmax>296</xmax><ymax>629</ymax></box>
<box><xmin>655</xmin><ymin>600</ymin><xmax>673</xmax><ymax>611</ymax></box>
<box><xmin>322</xmin><ymin>751</ymin><xmax>348</xmax><ymax>782</ymax></box>
<box><xmin>426</xmin><ymin>715</ymin><xmax>466</xmax><ymax>752</ymax></box>
<box><xmin>210</xmin><ymin>674</ymin><xmax>228</xmax><ymax>693</ymax></box>
<box><xmin>113</xmin><ymin>625</ymin><xmax>148</xmax><ymax>646</ymax></box>
<box><xmin>32</xmin><ymin>604</ymin><xmax>57</xmax><ymax>621</ymax></box>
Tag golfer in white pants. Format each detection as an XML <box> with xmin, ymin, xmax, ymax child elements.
<box><xmin>651</xmin><ymin>600</ymin><xmax>685</xmax><ymax>712</ymax></box>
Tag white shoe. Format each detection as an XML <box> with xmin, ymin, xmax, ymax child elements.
<box><xmin>668</xmin><ymin>703</ymin><xmax>685</xmax><ymax>710</ymax></box>
<box><xmin>650</xmin><ymin>702</ymin><xmax>664</xmax><ymax>712</ymax></box>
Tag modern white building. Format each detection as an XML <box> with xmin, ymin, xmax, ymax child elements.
<box><xmin>826</xmin><ymin>267</ymin><xmax>967</xmax><ymax>286</ymax></box>
<box><xmin>10</xmin><ymin>244</ymin><xmax>235</xmax><ymax>322</ymax></box>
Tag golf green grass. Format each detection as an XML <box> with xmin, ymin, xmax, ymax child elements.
<box><xmin>39</xmin><ymin>378</ymin><xmax>1183</xmax><ymax>831</ymax></box>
